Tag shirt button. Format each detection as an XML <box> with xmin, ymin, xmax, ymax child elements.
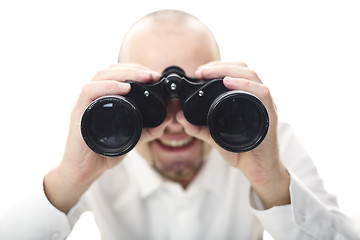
<box><xmin>51</xmin><ymin>231</ymin><xmax>60</xmax><ymax>239</ymax></box>
<box><xmin>300</xmin><ymin>211</ymin><xmax>306</xmax><ymax>222</ymax></box>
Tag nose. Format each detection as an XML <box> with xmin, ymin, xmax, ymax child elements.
<box><xmin>167</xmin><ymin>98</ymin><xmax>182</xmax><ymax>115</ymax></box>
<box><xmin>165</xmin><ymin>99</ymin><xmax>184</xmax><ymax>133</ymax></box>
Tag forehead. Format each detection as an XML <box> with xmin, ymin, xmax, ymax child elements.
<box><xmin>120</xmin><ymin>18</ymin><xmax>219</xmax><ymax>76</ymax></box>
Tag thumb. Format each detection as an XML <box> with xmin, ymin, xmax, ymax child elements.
<box><xmin>176</xmin><ymin>111</ymin><xmax>214</xmax><ymax>145</ymax></box>
<box><xmin>139</xmin><ymin>111</ymin><xmax>173</xmax><ymax>144</ymax></box>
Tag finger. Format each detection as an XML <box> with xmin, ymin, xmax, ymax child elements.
<box><xmin>92</xmin><ymin>67</ymin><xmax>160</xmax><ymax>83</ymax></box>
<box><xmin>107</xmin><ymin>63</ymin><xmax>161</xmax><ymax>83</ymax></box>
<box><xmin>71</xmin><ymin>81</ymin><xmax>132</xmax><ymax>120</ymax></box>
<box><xmin>80</xmin><ymin>81</ymin><xmax>131</xmax><ymax>103</ymax></box>
<box><xmin>223</xmin><ymin>77</ymin><xmax>273</xmax><ymax>108</ymax></box>
<box><xmin>196</xmin><ymin>61</ymin><xmax>248</xmax><ymax>79</ymax></box>
<box><xmin>107</xmin><ymin>63</ymin><xmax>149</xmax><ymax>69</ymax></box>
<box><xmin>196</xmin><ymin>65</ymin><xmax>261</xmax><ymax>83</ymax></box>
<box><xmin>198</xmin><ymin>61</ymin><xmax>248</xmax><ymax>68</ymax></box>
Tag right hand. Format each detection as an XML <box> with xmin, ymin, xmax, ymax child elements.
<box><xmin>44</xmin><ymin>63</ymin><xmax>168</xmax><ymax>213</ymax></box>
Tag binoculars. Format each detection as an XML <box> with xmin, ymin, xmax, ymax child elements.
<box><xmin>81</xmin><ymin>66</ymin><xmax>269</xmax><ymax>157</ymax></box>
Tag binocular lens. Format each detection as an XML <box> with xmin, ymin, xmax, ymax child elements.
<box><xmin>208</xmin><ymin>91</ymin><xmax>269</xmax><ymax>152</ymax></box>
<box><xmin>81</xmin><ymin>96</ymin><xmax>142</xmax><ymax>156</ymax></box>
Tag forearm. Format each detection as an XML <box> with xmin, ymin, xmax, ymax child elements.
<box><xmin>44</xmin><ymin>166</ymin><xmax>98</xmax><ymax>213</ymax></box>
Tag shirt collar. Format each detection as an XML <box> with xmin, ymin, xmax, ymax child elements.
<box><xmin>192</xmin><ymin>149</ymin><xmax>229</xmax><ymax>195</ymax></box>
<box><xmin>124</xmin><ymin>148</ymin><xmax>229</xmax><ymax>198</ymax></box>
<box><xmin>124</xmin><ymin>150</ymin><xmax>163</xmax><ymax>198</ymax></box>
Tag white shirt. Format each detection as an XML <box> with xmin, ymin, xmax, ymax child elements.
<box><xmin>1</xmin><ymin>122</ymin><xmax>359</xmax><ymax>240</ymax></box>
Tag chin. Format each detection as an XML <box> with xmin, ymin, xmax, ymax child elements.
<box><xmin>136</xmin><ymin>137</ymin><xmax>212</xmax><ymax>179</ymax></box>
<box><xmin>150</xmin><ymin>138</ymin><xmax>202</xmax><ymax>172</ymax></box>
<box><xmin>155</xmin><ymin>157</ymin><xmax>203</xmax><ymax>186</ymax></box>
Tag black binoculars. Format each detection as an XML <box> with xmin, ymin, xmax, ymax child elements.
<box><xmin>81</xmin><ymin>66</ymin><xmax>269</xmax><ymax>157</ymax></box>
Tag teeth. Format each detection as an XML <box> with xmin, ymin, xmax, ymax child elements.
<box><xmin>159</xmin><ymin>137</ymin><xmax>193</xmax><ymax>147</ymax></box>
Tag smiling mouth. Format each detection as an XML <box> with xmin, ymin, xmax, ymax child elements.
<box><xmin>158</xmin><ymin>136</ymin><xmax>194</xmax><ymax>148</ymax></box>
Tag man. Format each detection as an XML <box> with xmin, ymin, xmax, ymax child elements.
<box><xmin>1</xmin><ymin>9</ymin><xmax>359</xmax><ymax>240</ymax></box>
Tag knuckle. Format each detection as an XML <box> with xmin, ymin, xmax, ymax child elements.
<box><xmin>81</xmin><ymin>83</ymin><xmax>92</xmax><ymax>95</ymax></box>
<box><xmin>80</xmin><ymin>82</ymin><xmax>94</xmax><ymax>96</ymax></box>
<box><xmin>107</xmin><ymin>64</ymin><xmax>119</xmax><ymax>68</ymax></box>
<box><xmin>248</xmin><ymin>69</ymin><xmax>259</xmax><ymax>79</ymax></box>
<box><xmin>243</xmin><ymin>79</ymin><xmax>252</xmax><ymax>88</ymax></box>
<box><xmin>261</xmin><ymin>85</ymin><xmax>271</xmax><ymax>98</ymax></box>
<box><xmin>93</xmin><ymin>69</ymin><xmax>108</xmax><ymax>81</ymax></box>
<box><xmin>237</xmin><ymin>61</ymin><xmax>248</xmax><ymax>67</ymax></box>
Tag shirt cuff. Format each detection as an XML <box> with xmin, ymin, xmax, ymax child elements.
<box><xmin>0</xmin><ymin>178</ymin><xmax>72</xmax><ymax>240</ymax></box>
<box><xmin>250</xmin><ymin>170</ymin><xmax>357</xmax><ymax>239</ymax></box>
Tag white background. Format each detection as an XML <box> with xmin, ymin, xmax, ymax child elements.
<box><xmin>0</xmin><ymin>0</ymin><xmax>359</xmax><ymax>239</ymax></box>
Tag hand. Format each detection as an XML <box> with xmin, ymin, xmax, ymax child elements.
<box><xmin>176</xmin><ymin>61</ymin><xmax>290</xmax><ymax>209</ymax></box>
<box><xmin>44</xmin><ymin>63</ymin><xmax>168</xmax><ymax>213</ymax></box>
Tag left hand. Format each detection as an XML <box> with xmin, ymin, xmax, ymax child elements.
<box><xmin>176</xmin><ymin>61</ymin><xmax>290</xmax><ymax>209</ymax></box>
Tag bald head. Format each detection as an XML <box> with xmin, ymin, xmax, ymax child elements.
<box><xmin>118</xmin><ymin>10</ymin><xmax>220</xmax><ymax>75</ymax></box>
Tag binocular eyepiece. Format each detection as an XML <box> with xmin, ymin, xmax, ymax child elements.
<box><xmin>81</xmin><ymin>66</ymin><xmax>269</xmax><ymax>157</ymax></box>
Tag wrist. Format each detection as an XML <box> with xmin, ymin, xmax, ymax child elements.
<box><xmin>251</xmin><ymin>166</ymin><xmax>290</xmax><ymax>209</ymax></box>
<box><xmin>43</xmin><ymin>167</ymin><xmax>94</xmax><ymax>213</ymax></box>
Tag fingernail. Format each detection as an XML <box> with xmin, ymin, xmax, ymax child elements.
<box><xmin>195</xmin><ymin>69</ymin><xmax>202</xmax><ymax>79</ymax></box>
<box><xmin>223</xmin><ymin>76</ymin><xmax>233</xmax><ymax>85</ymax></box>
<box><xmin>197</xmin><ymin>64</ymin><xmax>210</xmax><ymax>69</ymax></box>
<box><xmin>151</xmin><ymin>71</ymin><xmax>161</xmax><ymax>80</ymax></box>
<box><xmin>139</xmin><ymin>71</ymin><xmax>152</xmax><ymax>79</ymax></box>
<box><xmin>119</xmin><ymin>82</ymin><xmax>131</xmax><ymax>92</ymax></box>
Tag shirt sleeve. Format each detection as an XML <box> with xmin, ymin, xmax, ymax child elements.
<box><xmin>0</xmin><ymin>179</ymin><xmax>72</xmax><ymax>240</ymax></box>
<box><xmin>249</xmin><ymin>122</ymin><xmax>360</xmax><ymax>239</ymax></box>
<box><xmin>251</xmin><ymin>171</ymin><xmax>360</xmax><ymax>239</ymax></box>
